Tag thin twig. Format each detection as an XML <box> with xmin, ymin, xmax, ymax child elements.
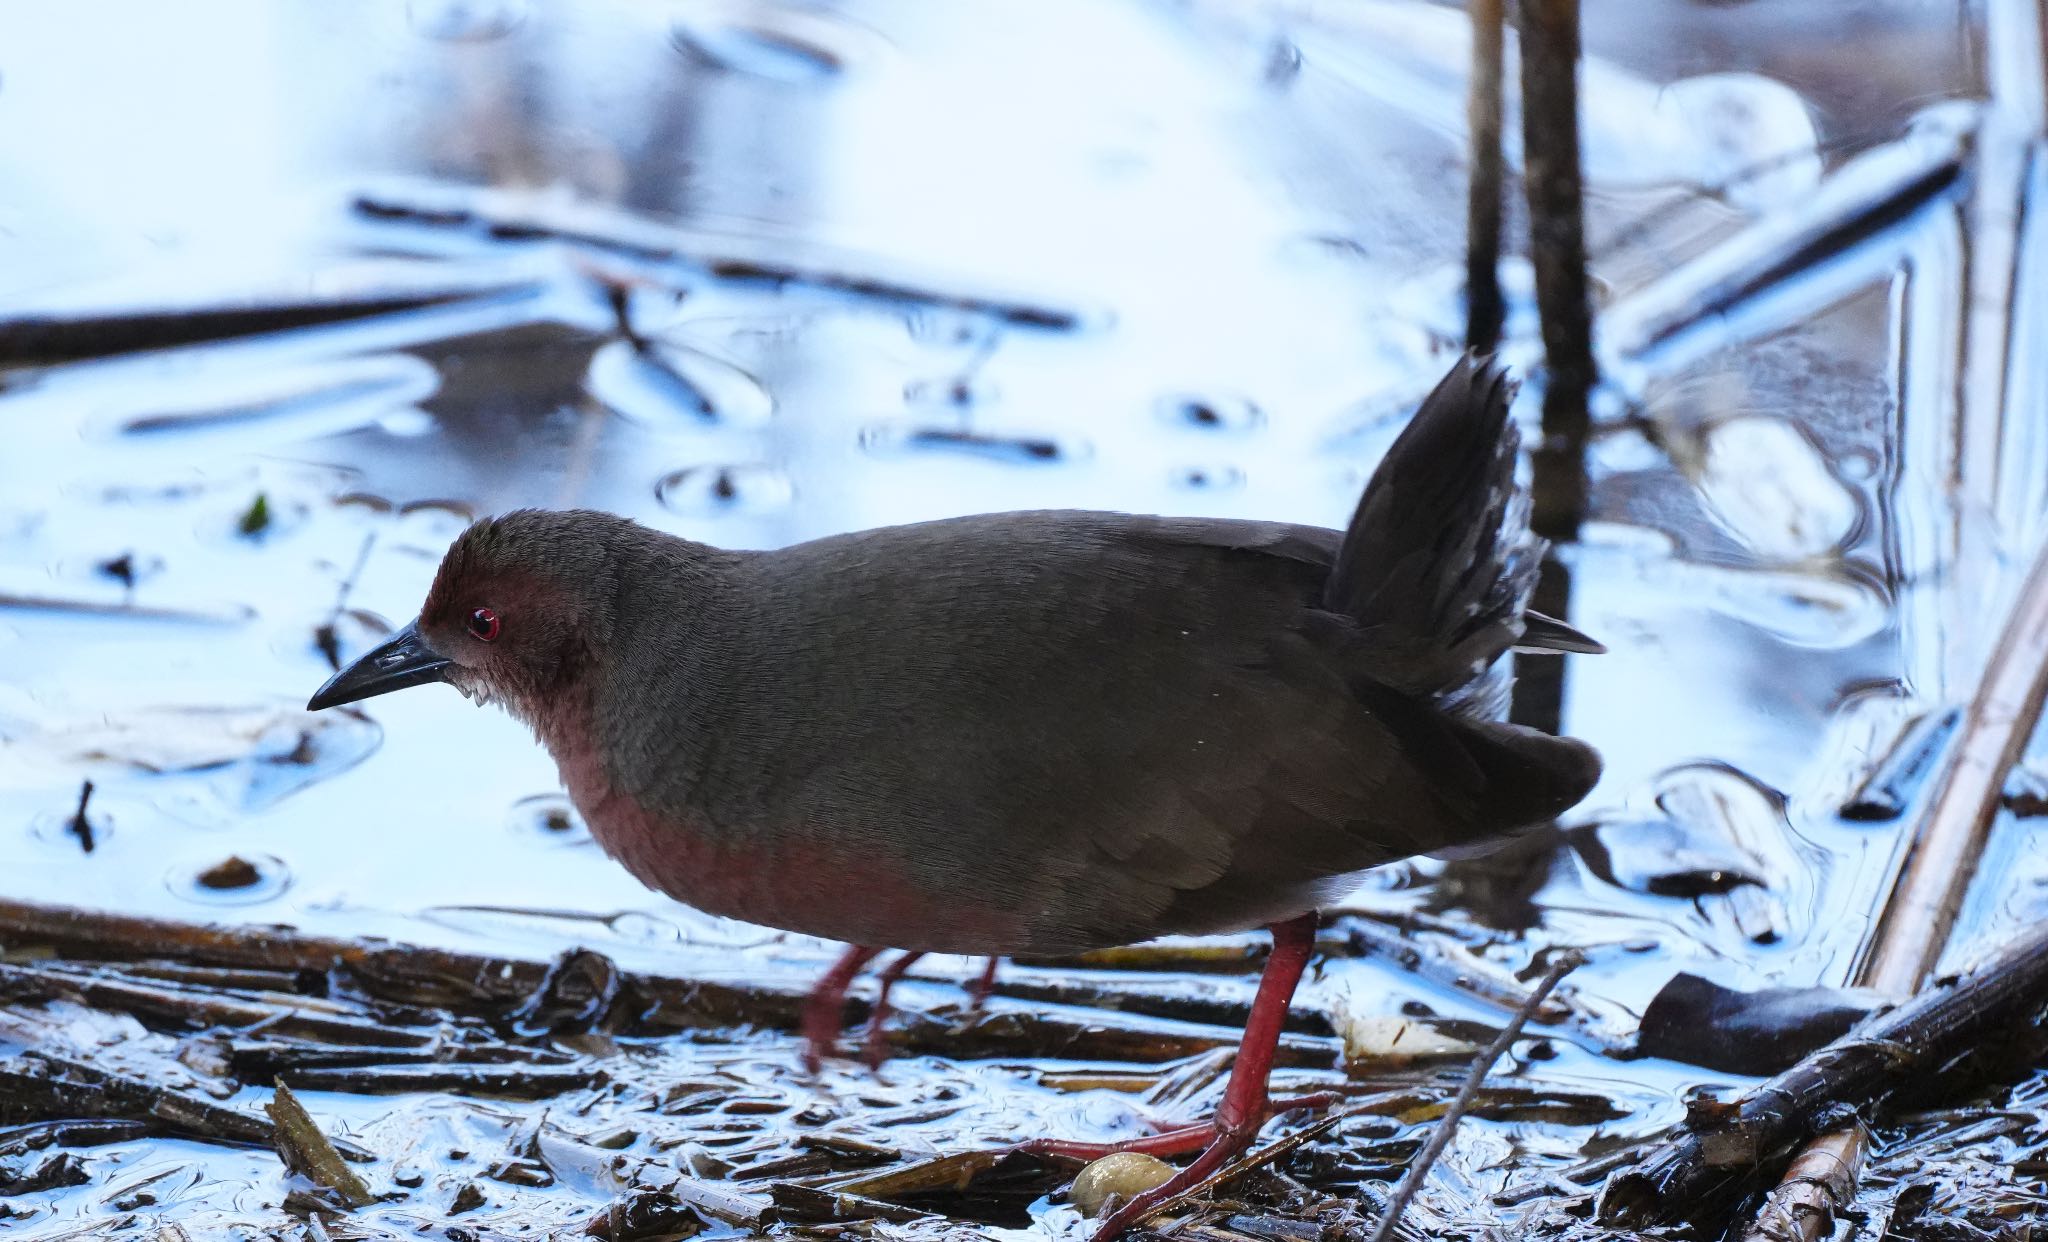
<box><xmin>1363</xmin><ymin>950</ymin><xmax>1585</xmax><ymax>1242</ymax></box>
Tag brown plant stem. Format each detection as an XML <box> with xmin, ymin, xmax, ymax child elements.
<box><xmin>1465</xmin><ymin>0</ymin><xmax>1507</xmax><ymax>352</ymax></box>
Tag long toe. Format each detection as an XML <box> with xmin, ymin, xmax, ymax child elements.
<box><xmin>1014</xmin><ymin>1122</ymin><xmax>1222</xmax><ymax>1164</ymax></box>
<box><xmin>1083</xmin><ymin>1126</ymin><xmax>1260</xmax><ymax>1242</ymax></box>
<box><xmin>861</xmin><ymin>950</ymin><xmax>925</xmax><ymax>1069</ymax></box>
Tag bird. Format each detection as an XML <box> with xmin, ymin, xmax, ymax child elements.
<box><xmin>308</xmin><ymin>353</ymin><xmax>1602</xmax><ymax>1240</ymax></box>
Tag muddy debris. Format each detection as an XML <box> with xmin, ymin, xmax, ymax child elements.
<box><xmin>266</xmin><ymin>1080</ymin><xmax>377</xmax><ymax>1210</ymax></box>
<box><xmin>195</xmin><ymin>855</ymin><xmax>264</xmax><ymax>891</ymax></box>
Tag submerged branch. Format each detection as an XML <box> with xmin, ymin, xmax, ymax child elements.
<box><xmin>1599</xmin><ymin>917</ymin><xmax>2048</xmax><ymax>1226</ymax></box>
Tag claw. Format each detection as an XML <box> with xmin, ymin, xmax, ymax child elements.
<box><xmin>1015</xmin><ymin>914</ymin><xmax>1326</xmax><ymax>1241</ymax></box>
<box><xmin>861</xmin><ymin>949</ymin><xmax>926</xmax><ymax>1068</ymax></box>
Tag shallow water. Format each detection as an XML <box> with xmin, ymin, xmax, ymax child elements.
<box><xmin>0</xmin><ymin>0</ymin><xmax>2040</xmax><ymax>1237</ymax></box>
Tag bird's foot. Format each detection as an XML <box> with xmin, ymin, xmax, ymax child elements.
<box><xmin>967</xmin><ymin>955</ymin><xmax>1001</xmax><ymax>1010</ymax></box>
<box><xmin>801</xmin><ymin>944</ymin><xmax>882</xmax><ymax>1073</ymax></box>
<box><xmin>863</xmin><ymin>953</ymin><xmax>1005</xmax><ymax>1066</ymax></box>
<box><xmin>817</xmin><ymin>949</ymin><xmax>1008</xmax><ymax>1071</ymax></box>
<box><xmin>1022</xmin><ymin>911</ymin><xmax>1330</xmax><ymax>1241</ymax></box>
<box><xmin>860</xmin><ymin>949</ymin><xmax>926</xmax><ymax>1069</ymax></box>
<box><xmin>1016</xmin><ymin>1091</ymin><xmax>1338</xmax><ymax>1163</ymax></box>
<box><xmin>1018</xmin><ymin>1092</ymin><xmax>1337</xmax><ymax>1242</ymax></box>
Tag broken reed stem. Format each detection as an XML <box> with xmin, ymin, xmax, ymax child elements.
<box><xmin>1465</xmin><ymin>0</ymin><xmax>1507</xmax><ymax>352</ymax></box>
<box><xmin>1362</xmin><ymin>950</ymin><xmax>1585</xmax><ymax>1242</ymax></box>
<box><xmin>264</xmin><ymin>1080</ymin><xmax>376</xmax><ymax>1209</ymax></box>
<box><xmin>1859</xmin><ymin>524</ymin><xmax>2048</xmax><ymax>995</ymax></box>
<box><xmin>1751</xmin><ymin>486</ymin><xmax>2048</xmax><ymax>1240</ymax></box>
<box><xmin>1738</xmin><ymin>1123</ymin><xmax>1866</xmax><ymax>1242</ymax></box>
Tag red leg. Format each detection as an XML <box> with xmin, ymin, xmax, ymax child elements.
<box><xmin>1050</xmin><ymin>913</ymin><xmax>1322</xmax><ymax>1242</ymax></box>
<box><xmin>861</xmin><ymin>950</ymin><xmax>926</xmax><ymax>1068</ymax></box>
<box><xmin>802</xmin><ymin>944</ymin><xmax>882</xmax><ymax>1073</ymax></box>
<box><xmin>968</xmin><ymin>956</ymin><xmax>1001</xmax><ymax>1010</ymax></box>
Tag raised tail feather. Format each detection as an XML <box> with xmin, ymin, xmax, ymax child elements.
<box><xmin>1325</xmin><ymin>353</ymin><xmax>1588</xmax><ymax>701</ymax></box>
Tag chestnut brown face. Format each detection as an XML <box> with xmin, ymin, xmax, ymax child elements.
<box><xmin>307</xmin><ymin>511</ymin><xmax>617</xmax><ymax>714</ymax></box>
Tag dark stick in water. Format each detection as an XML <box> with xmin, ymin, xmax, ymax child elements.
<box><xmin>1465</xmin><ymin>0</ymin><xmax>1507</xmax><ymax>353</ymax></box>
<box><xmin>65</xmin><ymin>781</ymin><xmax>94</xmax><ymax>854</ymax></box>
<box><xmin>1510</xmin><ymin>0</ymin><xmax>1594</xmax><ymax>736</ymax></box>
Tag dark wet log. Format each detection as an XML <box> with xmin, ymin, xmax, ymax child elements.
<box><xmin>881</xmin><ymin>1003</ymin><xmax>1334</xmax><ymax>1069</ymax></box>
<box><xmin>224</xmin><ymin>1037</ymin><xmax>574</xmax><ymax>1078</ymax></box>
<box><xmin>0</xmin><ymin>901</ymin><xmax>1335</xmax><ymax>1069</ymax></box>
<box><xmin>1739</xmin><ymin>1123</ymin><xmax>1865</xmax><ymax>1242</ymax></box>
<box><xmin>0</xmin><ymin>960</ymin><xmax>433</xmax><ymax>1049</ymax></box>
<box><xmin>112</xmin><ymin>961</ymin><xmax>322</xmax><ymax>993</ymax></box>
<box><xmin>0</xmin><ymin>1052</ymin><xmax>277</xmax><ymax>1150</ymax></box>
<box><xmin>0</xmin><ymin>899</ymin><xmax>809</xmax><ymax>1026</ymax></box>
<box><xmin>266</xmin><ymin>1081</ymin><xmax>376</xmax><ymax>1209</ymax></box>
<box><xmin>1012</xmin><ymin>938</ymin><xmax>1272</xmax><ymax>973</ymax></box>
<box><xmin>277</xmin><ymin>1062</ymin><xmax>604</xmax><ymax>1100</ymax></box>
<box><xmin>1464</xmin><ymin>0</ymin><xmax>1507</xmax><ymax>352</ymax></box>
<box><xmin>956</xmin><ymin>974</ymin><xmax>1331</xmax><ymax>1038</ymax></box>
<box><xmin>0</xmin><ymin>1118</ymin><xmax>150</xmax><ymax>1159</ymax></box>
<box><xmin>1599</xmin><ymin>918</ymin><xmax>2048</xmax><ymax>1226</ymax></box>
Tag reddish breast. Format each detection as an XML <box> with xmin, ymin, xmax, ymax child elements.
<box><xmin>532</xmin><ymin>691</ymin><xmax>1019</xmax><ymax>952</ymax></box>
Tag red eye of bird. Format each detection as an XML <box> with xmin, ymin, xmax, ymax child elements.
<box><xmin>467</xmin><ymin>607</ymin><xmax>500</xmax><ymax>642</ymax></box>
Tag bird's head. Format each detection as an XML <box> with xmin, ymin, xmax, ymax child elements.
<box><xmin>307</xmin><ymin>509</ymin><xmax>629</xmax><ymax>720</ymax></box>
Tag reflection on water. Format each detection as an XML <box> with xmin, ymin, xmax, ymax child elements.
<box><xmin>0</xmin><ymin>0</ymin><xmax>2036</xmax><ymax>1235</ymax></box>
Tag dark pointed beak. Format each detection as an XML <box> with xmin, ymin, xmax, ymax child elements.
<box><xmin>307</xmin><ymin>620</ymin><xmax>453</xmax><ymax>710</ymax></box>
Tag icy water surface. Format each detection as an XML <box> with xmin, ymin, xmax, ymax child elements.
<box><xmin>0</xmin><ymin>0</ymin><xmax>2041</xmax><ymax>1237</ymax></box>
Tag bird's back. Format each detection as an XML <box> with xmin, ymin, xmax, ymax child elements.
<box><xmin>584</xmin><ymin>502</ymin><xmax>1595</xmax><ymax>955</ymax></box>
